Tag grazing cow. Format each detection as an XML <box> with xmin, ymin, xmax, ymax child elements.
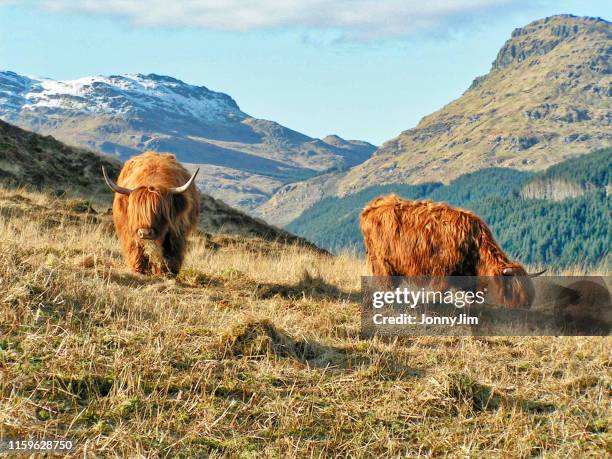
<box><xmin>360</xmin><ymin>195</ymin><xmax>544</xmax><ymax>308</ymax></box>
<box><xmin>103</xmin><ymin>152</ymin><xmax>200</xmax><ymax>276</ymax></box>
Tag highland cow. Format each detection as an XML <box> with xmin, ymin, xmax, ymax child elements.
<box><xmin>103</xmin><ymin>152</ymin><xmax>200</xmax><ymax>276</ymax></box>
<box><xmin>360</xmin><ymin>195</ymin><xmax>545</xmax><ymax>308</ymax></box>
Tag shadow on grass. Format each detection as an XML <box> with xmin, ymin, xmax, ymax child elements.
<box><xmin>23</xmin><ymin>373</ymin><xmax>114</xmax><ymax>406</ymax></box>
<box><xmin>255</xmin><ymin>272</ymin><xmax>360</xmax><ymax>303</ymax></box>
<box><xmin>104</xmin><ymin>266</ymin><xmax>359</xmax><ymax>305</ymax></box>
<box><xmin>175</xmin><ymin>268</ymin><xmax>226</xmax><ymax>289</ymax></box>
<box><xmin>107</xmin><ymin>267</ymin><xmax>226</xmax><ymax>290</ymax></box>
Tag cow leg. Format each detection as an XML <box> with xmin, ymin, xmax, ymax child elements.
<box><xmin>368</xmin><ymin>256</ymin><xmax>393</xmax><ymax>277</ymax></box>
<box><xmin>367</xmin><ymin>256</ymin><xmax>397</xmax><ymax>290</ymax></box>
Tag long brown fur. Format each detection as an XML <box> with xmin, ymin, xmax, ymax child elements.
<box><xmin>360</xmin><ymin>195</ymin><xmax>535</xmax><ymax>308</ymax></box>
<box><xmin>112</xmin><ymin>152</ymin><xmax>200</xmax><ymax>276</ymax></box>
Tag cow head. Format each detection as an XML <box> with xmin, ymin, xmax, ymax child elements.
<box><xmin>484</xmin><ymin>264</ymin><xmax>546</xmax><ymax>309</ymax></box>
<box><xmin>103</xmin><ymin>167</ymin><xmax>199</xmax><ymax>244</ymax></box>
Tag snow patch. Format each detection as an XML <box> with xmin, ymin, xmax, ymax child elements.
<box><xmin>0</xmin><ymin>71</ymin><xmax>244</xmax><ymax>122</ymax></box>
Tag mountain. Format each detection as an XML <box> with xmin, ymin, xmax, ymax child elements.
<box><xmin>0</xmin><ymin>119</ymin><xmax>327</xmax><ymax>252</ymax></box>
<box><xmin>257</xmin><ymin>170</ymin><xmax>347</xmax><ymax>226</ymax></box>
<box><xmin>258</xmin><ymin>15</ymin><xmax>611</xmax><ymax>225</ymax></box>
<box><xmin>287</xmin><ymin>148</ymin><xmax>611</xmax><ymax>269</ymax></box>
<box><xmin>0</xmin><ymin>71</ymin><xmax>375</xmax><ymax>210</ymax></box>
<box><xmin>339</xmin><ymin>15</ymin><xmax>611</xmax><ymax>193</ymax></box>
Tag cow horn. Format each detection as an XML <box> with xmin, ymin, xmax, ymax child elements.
<box><xmin>170</xmin><ymin>168</ymin><xmax>199</xmax><ymax>194</ymax></box>
<box><xmin>528</xmin><ymin>269</ymin><xmax>547</xmax><ymax>278</ymax></box>
<box><xmin>102</xmin><ymin>166</ymin><xmax>133</xmax><ymax>195</ymax></box>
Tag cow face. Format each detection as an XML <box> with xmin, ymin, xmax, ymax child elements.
<box><xmin>126</xmin><ymin>186</ymin><xmax>175</xmax><ymax>244</ymax></box>
<box><xmin>486</xmin><ymin>264</ymin><xmax>536</xmax><ymax>309</ymax></box>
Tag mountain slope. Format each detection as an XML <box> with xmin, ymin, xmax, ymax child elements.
<box><xmin>256</xmin><ymin>170</ymin><xmax>347</xmax><ymax>226</ymax></box>
<box><xmin>258</xmin><ymin>15</ymin><xmax>611</xmax><ymax>224</ymax></box>
<box><xmin>0</xmin><ymin>71</ymin><xmax>375</xmax><ymax>210</ymax></box>
<box><xmin>338</xmin><ymin>15</ymin><xmax>611</xmax><ymax>194</ymax></box>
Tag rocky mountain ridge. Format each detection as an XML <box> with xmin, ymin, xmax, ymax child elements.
<box><xmin>338</xmin><ymin>15</ymin><xmax>611</xmax><ymax>194</ymax></box>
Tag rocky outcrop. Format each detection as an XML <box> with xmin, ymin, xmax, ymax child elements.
<box><xmin>492</xmin><ymin>15</ymin><xmax>586</xmax><ymax>70</ymax></box>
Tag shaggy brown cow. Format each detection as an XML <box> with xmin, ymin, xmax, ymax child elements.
<box><xmin>103</xmin><ymin>152</ymin><xmax>200</xmax><ymax>276</ymax></box>
<box><xmin>360</xmin><ymin>195</ymin><xmax>544</xmax><ymax>308</ymax></box>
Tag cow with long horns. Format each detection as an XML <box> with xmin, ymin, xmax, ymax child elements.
<box><xmin>103</xmin><ymin>152</ymin><xmax>200</xmax><ymax>276</ymax></box>
<box><xmin>360</xmin><ymin>195</ymin><xmax>545</xmax><ymax>308</ymax></box>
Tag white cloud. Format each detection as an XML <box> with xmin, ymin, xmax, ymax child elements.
<box><xmin>33</xmin><ymin>0</ymin><xmax>529</xmax><ymax>40</ymax></box>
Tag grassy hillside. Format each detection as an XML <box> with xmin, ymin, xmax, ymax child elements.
<box><xmin>0</xmin><ymin>186</ymin><xmax>610</xmax><ymax>457</ymax></box>
<box><xmin>287</xmin><ymin>149</ymin><xmax>611</xmax><ymax>270</ymax></box>
<box><xmin>0</xmin><ymin>118</ymin><xmax>325</xmax><ymax>254</ymax></box>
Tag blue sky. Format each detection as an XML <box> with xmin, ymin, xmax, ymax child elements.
<box><xmin>0</xmin><ymin>1</ymin><xmax>610</xmax><ymax>144</ymax></box>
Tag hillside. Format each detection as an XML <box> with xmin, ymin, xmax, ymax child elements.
<box><xmin>256</xmin><ymin>170</ymin><xmax>347</xmax><ymax>226</ymax></box>
<box><xmin>0</xmin><ymin>119</ymin><xmax>325</xmax><ymax>251</ymax></box>
<box><xmin>198</xmin><ymin>192</ymin><xmax>328</xmax><ymax>253</ymax></box>
<box><xmin>287</xmin><ymin>149</ymin><xmax>611</xmax><ymax>270</ymax></box>
<box><xmin>0</xmin><ymin>119</ymin><xmax>121</xmax><ymax>193</ymax></box>
<box><xmin>0</xmin><ymin>184</ymin><xmax>610</xmax><ymax>456</ymax></box>
<box><xmin>0</xmin><ymin>71</ymin><xmax>375</xmax><ymax>210</ymax></box>
<box><xmin>258</xmin><ymin>15</ymin><xmax>611</xmax><ymax>224</ymax></box>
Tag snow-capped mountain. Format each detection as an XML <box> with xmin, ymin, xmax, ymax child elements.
<box><xmin>0</xmin><ymin>71</ymin><xmax>242</xmax><ymax>122</ymax></box>
<box><xmin>0</xmin><ymin>71</ymin><xmax>375</xmax><ymax>210</ymax></box>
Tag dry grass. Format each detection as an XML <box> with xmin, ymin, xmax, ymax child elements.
<box><xmin>0</xmin><ymin>186</ymin><xmax>610</xmax><ymax>458</ymax></box>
